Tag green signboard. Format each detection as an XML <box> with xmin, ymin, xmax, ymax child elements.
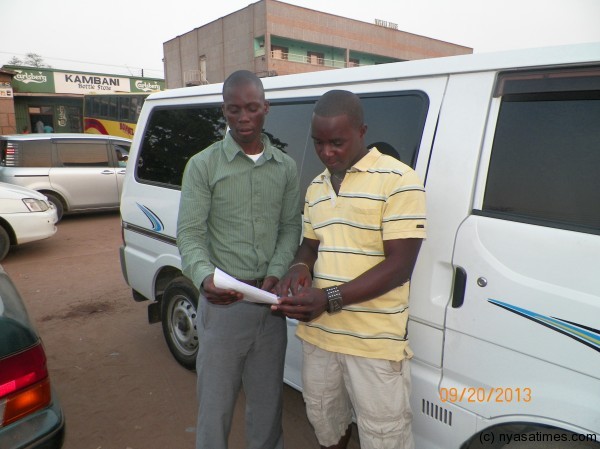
<box><xmin>9</xmin><ymin>67</ymin><xmax>55</xmax><ymax>94</ymax></box>
<box><xmin>5</xmin><ymin>65</ymin><xmax>164</xmax><ymax>95</ymax></box>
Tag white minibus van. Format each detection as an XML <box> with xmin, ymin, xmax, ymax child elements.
<box><xmin>120</xmin><ymin>43</ymin><xmax>600</xmax><ymax>448</ymax></box>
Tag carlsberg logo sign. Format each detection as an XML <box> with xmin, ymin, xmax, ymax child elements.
<box><xmin>14</xmin><ymin>71</ymin><xmax>48</xmax><ymax>84</ymax></box>
<box><xmin>135</xmin><ymin>80</ymin><xmax>161</xmax><ymax>92</ymax></box>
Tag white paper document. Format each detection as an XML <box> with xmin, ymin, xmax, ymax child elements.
<box><xmin>213</xmin><ymin>267</ymin><xmax>279</xmax><ymax>305</ymax></box>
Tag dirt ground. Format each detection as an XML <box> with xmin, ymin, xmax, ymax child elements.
<box><xmin>2</xmin><ymin>212</ymin><xmax>360</xmax><ymax>449</ymax></box>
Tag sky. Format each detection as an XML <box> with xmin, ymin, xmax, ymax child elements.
<box><xmin>1</xmin><ymin>0</ymin><xmax>599</xmax><ymax>79</ymax></box>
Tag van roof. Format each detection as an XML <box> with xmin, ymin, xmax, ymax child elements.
<box><xmin>149</xmin><ymin>42</ymin><xmax>600</xmax><ymax>101</ymax></box>
<box><xmin>0</xmin><ymin>133</ymin><xmax>132</xmax><ymax>142</ymax></box>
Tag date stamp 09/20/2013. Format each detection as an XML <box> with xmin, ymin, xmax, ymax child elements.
<box><xmin>439</xmin><ymin>387</ymin><xmax>532</xmax><ymax>404</ymax></box>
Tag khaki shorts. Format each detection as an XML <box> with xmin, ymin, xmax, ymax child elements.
<box><xmin>301</xmin><ymin>342</ymin><xmax>414</xmax><ymax>449</ymax></box>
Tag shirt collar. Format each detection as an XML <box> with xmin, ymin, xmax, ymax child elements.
<box><xmin>223</xmin><ymin>131</ymin><xmax>284</xmax><ymax>163</ymax></box>
<box><xmin>319</xmin><ymin>147</ymin><xmax>382</xmax><ymax>180</ymax></box>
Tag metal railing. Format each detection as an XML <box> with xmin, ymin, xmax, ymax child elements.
<box><xmin>184</xmin><ymin>70</ymin><xmax>208</xmax><ymax>86</ymax></box>
<box><xmin>270</xmin><ymin>51</ymin><xmax>353</xmax><ymax>68</ymax></box>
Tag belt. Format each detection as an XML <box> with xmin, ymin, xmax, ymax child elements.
<box><xmin>235</xmin><ymin>278</ymin><xmax>264</xmax><ymax>288</ymax></box>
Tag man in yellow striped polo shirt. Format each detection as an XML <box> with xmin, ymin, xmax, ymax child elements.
<box><xmin>273</xmin><ymin>90</ymin><xmax>426</xmax><ymax>449</ymax></box>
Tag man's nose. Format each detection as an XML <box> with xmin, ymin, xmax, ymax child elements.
<box><xmin>321</xmin><ymin>144</ymin><xmax>336</xmax><ymax>157</ymax></box>
<box><xmin>239</xmin><ymin>109</ymin><xmax>250</xmax><ymax>121</ymax></box>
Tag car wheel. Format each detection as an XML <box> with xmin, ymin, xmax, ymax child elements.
<box><xmin>161</xmin><ymin>277</ymin><xmax>199</xmax><ymax>370</ymax></box>
<box><xmin>45</xmin><ymin>193</ymin><xmax>64</xmax><ymax>222</ymax></box>
<box><xmin>0</xmin><ymin>227</ymin><xmax>10</xmax><ymax>261</ymax></box>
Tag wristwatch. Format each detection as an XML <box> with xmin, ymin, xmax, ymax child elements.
<box><xmin>324</xmin><ymin>286</ymin><xmax>343</xmax><ymax>314</ymax></box>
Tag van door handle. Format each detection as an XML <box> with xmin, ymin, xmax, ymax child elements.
<box><xmin>451</xmin><ymin>266</ymin><xmax>467</xmax><ymax>308</ymax></box>
<box><xmin>101</xmin><ymin>170</ymin><xmax>115</xmax><ymax>175</ymax></box>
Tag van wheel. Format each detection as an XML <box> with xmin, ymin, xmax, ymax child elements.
<box><xmin>45</xmin><ymin>193</ymin><xmax>64</xmax><ymax>222</ymax></box>
<box><xmin>0</xmin><ymin>227</ymin><xmax>10</xmax><ymax>261</ymax></box>
<box><xmin>161</xmin><ymin>277</ymin><xmax>199</xmax><ymax>370</ymax></box>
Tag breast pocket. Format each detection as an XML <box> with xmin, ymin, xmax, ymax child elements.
<box><xmin>344</xmin><ymin>203</ymin><xmax>383</xmax><ymax>250</ymax></box>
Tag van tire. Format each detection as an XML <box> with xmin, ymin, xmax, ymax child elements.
<box><xmin>161</xmin><ymin>277</ymin><xmax>199</xmax><ymax>370</ymax></box>
<box><xmin>45</xmin><ymin>193</ymin><xmax>64</xmax><ymax>222</ymax></box>
<box><xmin>0</xmin><ymin>227</ymin><xmax>10</xmax><ymax>261</ymax></box>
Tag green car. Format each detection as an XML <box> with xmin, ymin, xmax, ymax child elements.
<box><xmin>0</xmin><ymin>267</ymin><xmax>65</xmax><ymax>448</ymax></box>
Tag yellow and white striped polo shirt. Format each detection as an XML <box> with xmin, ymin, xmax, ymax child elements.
<box><xmin>296</xmin><ymin>148</ymin><xmax>426</xmax><ymax>361</ymax></box>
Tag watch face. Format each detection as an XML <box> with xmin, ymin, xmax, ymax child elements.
<box><xmin>329</xmin><ymin>297</ymin><xmax>343</xmax><ymax>314</ymax></box>
<box><xmin>325</xmin><ymin>286</ymin><xmax>343</xmax><ymax>314</ymax></box>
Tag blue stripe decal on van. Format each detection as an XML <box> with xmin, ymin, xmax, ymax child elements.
<box><xmin>488</xmin><ymin>299</ymin><xmax>600</xmax><ymax>353</ymax></box>
<box><xmin>136</xmin><ymin>203</ymin><xmax>164</xmax><ymax>232</ymax></box>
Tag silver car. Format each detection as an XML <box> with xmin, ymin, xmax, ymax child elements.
<box><xmin>0</xmin><ymin>134</ymin><xmax>131</xmax><ymax>220</ymax></box>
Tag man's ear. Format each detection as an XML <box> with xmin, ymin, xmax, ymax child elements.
<box><xmin>264</xmin><ymin>100</ymin><xmax>270</xmax><ymax>115</ymax></box>
<box><xmin>359</xmin><ymin>124</ymin><xmax>368</xmax><ymax>138</ymax></box>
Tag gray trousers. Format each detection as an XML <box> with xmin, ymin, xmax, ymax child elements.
<box><xmin>195</xmin><ymin>297</ymin><xmax>287</xmax><ymax>449</ymax></box>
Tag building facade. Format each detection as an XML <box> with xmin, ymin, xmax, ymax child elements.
<box><xmin>1</xmin><ymin>66</ymin><xmax>164</xmax><ymax>135</ymax></box>
<box><xmin>163</xmin><ymin>0</ymin><xmax>472</xmax><ymax>88</ymax></box>
<box><xmin>0</xmin><ymin>69</ymin><xmax>17</xmax><ymax>135</ymax></box>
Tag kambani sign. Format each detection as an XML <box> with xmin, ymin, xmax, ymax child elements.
<box><xmin>7</xmin><ymin>66</ymin><xmax>164</xmax><ymax>95</ymax></box>
<box><xmin>55</xmin><ymin>72</ymin><xmax>131</xmax><ymax>94</ymax></box>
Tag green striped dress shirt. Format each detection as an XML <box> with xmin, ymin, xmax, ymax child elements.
<box><xmin>177</xmin><ymin>132</ymin><xmax>301</xmax><ymax>289</ymax></box>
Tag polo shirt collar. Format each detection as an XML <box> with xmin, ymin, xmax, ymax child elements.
<box><xmin>319</xmin><ymin>147</ymin><xmax>382</xmax><ymax>179</ymax></box>
<box><xmin>223</xmin><ymin>131</ymin><xmax>284</xmax><ymax>163</ymax></box>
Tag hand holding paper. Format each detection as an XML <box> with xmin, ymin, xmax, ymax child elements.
<box><xmin>213</xmin><ymin>267</ymin><xmax>278</xmax><ymax>305</ymax></box>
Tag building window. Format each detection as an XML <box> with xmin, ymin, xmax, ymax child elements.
<box><xmin>199</xmin><ymin>56</ymin><xmax>207</xmax><ymax>83</ymax></box>
<box><xmin>307</xmin><ymin>51</ymin><xmax>325</xmax><ymax>65</ymax></box>
<box><xmin>272</xmin><ymin>45</ymin><xmax>289</xmax><ymax>61</ymax></box>
<box><xmin>349</xmin><ymin>58</ymin><xmax>360</xmax><ymax>67</ymax></box>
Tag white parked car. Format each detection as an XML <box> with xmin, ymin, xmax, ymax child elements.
<box><xmin>0</xmin><ymin>182</ymin><xmax>57</xmax><ymax>260</ymax></box>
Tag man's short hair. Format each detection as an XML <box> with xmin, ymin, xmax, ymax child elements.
<box><xmin>222</xmin><ymin>70</ymin><xmax>265</xmax><ymax>99</ymax></box>
<box><xmin>313</xmin><ymin>90</ymin><xmax>364</xmax><ymax>129</ymax></box>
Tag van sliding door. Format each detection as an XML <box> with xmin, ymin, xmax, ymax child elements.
<box><xmin>51</xmin><ymin>139</ymin><xmax>119</xmax><ymax>209</ymax></box>
<box><xmin>443</xmin><ymin>67</ymin><xmax>600</xmax><ymax>435</ymax></box>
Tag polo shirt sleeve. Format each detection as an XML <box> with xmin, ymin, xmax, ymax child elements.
<box><xmin>382</xmin><ymin>169</ymin><xmax>427</xmax><ymax>240</ymax></box>
<box><xmin>302</xmin><ymin>190</ymin><xmax>318</xmax><ymax>241</ymax></box>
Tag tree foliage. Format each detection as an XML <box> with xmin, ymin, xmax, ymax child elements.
<box><xmin>7</xmin><ymin>53</ymin><xmax>51</xmax><ymax>68</ymax></box>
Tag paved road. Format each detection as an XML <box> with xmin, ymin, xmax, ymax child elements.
<box><xmin>2</xmin><ymin>212</ymin><xmax>359</xmax><ymax>449</ymax></box>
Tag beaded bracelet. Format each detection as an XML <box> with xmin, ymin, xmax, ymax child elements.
<box><xmin>289</xmin><ymin>262</ymin><xmax>311</xmax><ymax>271</ymax></box>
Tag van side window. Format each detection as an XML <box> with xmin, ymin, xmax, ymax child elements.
<box><xmin>1</xmin><ymin>140</ymin><xmax>52</xmax><ymax>167</ymax></box>
<box><xmin>56</xmin><ymin>141</ymin><xmax>110</xmax><ymax>167</ymax></box>
<box><xmin>113</xmin><ymin>143</ymin><xmax>130</xmax><ymax>167</ymax></box>
<box><xmin>483</xmin><ymin>67</ymin><xmax>600</xmax><ymax>233</ymax></box>
<box><xmin>265</xmin><ymin>93</ymin><xmax>429</xmax><ymax>202</ymax></box>
<box><xmin>22</xmin><ymin>141</ymin><xmax>52</xmax><ymax>167</ymax></box>
<box><xmin>136</xmin><ymin>106</ymin><xmax>226</xmax><ymax>188</ymax></box>
<box><xmin>361</xmin><ymin>93</ymin><xmax>428</xmax><ymax>167</ymax></box>
<box><xmin>264</xmin><ymin>101</ymin><xmax>317</xmax><ymax>201</ymax></box>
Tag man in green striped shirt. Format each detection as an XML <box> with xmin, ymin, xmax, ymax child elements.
<box><xmin>177</xmin><ymin>70</ymin><xmax>301</xmax><ymax>449</ymax></box>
